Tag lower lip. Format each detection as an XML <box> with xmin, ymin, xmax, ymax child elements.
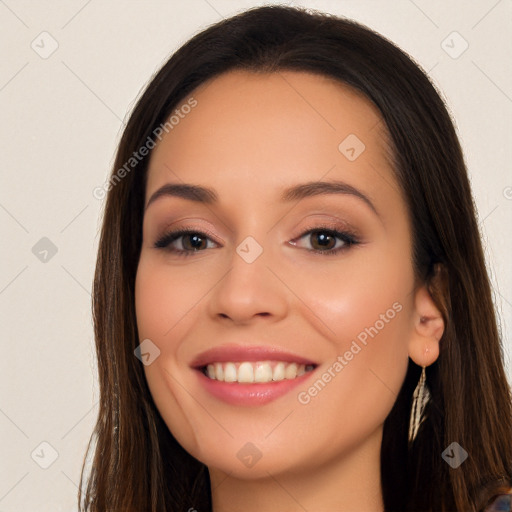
<box><xmin>194</xmin><ymin>368</ymin><xmax>316</xmax><ymax>406</ymax></box>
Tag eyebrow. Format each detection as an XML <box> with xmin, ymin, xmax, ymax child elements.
<box><xmin>145</xmin><ymin>180</ymin><xmax>379</xmax><ymax>217</ymax></box>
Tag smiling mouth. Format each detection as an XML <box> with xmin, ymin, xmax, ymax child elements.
<box><xmin>201</xmin><ymin>360</ymin><xmax>317</xmax><ymax>383</ymax></box>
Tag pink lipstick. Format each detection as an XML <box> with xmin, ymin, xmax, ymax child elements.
<box><xmin>191</xmin><ymin>345</ymin><xmax>318</xmax><ymax>406</ymax></box>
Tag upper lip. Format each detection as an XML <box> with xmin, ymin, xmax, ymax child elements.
<box><xmin>190</xmin><ymin>344</ymin><xmax>318</xmax><ymax>369</ymax></box>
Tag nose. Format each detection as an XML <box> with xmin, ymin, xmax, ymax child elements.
<box><xmin>207</xmin><ymin>237</ymin><xmax>289</xmax><ymax>325</ymax></box>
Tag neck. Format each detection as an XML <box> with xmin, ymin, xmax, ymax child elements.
<box><xmin>209</xmin><ymin>428</ymin><xmax>384</xmax><ymax>512</ymax></box>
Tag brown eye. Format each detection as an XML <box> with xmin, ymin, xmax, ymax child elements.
<box><xmin>181</xmin><ymin>233</ymin><xmax>208</xmax><ymax>251</ymax></box>
<box><xmin>154</xmin><ymin>229</ymin><xmax>218</xmax><ymax>256</ymax></box>
<box><xmin>309</xmin><ymin>231</ymin><xmax>338</xmax><ymax>251</ymax></box>
<box><xmin>290</xmin><ymin>226</ymin><xmax>359</xmax><ymax>256</ymax></box>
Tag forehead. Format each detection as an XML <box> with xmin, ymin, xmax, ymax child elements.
<box><xmin>146</xmin><ymin>69</ymin><xmax>398</xmax><ymax>211</ymax></box>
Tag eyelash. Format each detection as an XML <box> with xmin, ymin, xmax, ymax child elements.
<box><xmin>154</xmin><ymin>224</ymin><xmax>360</xmax><ymax>257</ymax></box>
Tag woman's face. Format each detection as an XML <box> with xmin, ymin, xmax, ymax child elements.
<box><xmin>135</xmin><ymin>70</ymin><xmax>416</xmax><ymax>478</ymax></box>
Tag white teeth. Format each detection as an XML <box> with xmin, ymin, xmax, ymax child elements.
<box><xmin>214</xmin><ymin>362</ymin><xmax>224</xmax><ymax>380</ymax></box>
<box><xmin>254</xmin><ymin>362</ymin><xmax>273</xmax><ymax>383</ymax></box>
<box><xmin>204</xmin><ymin>361</ymin><xmax>313</xmax><ymax>383</ymax></box>
<box><xmin>207</xmin><ymin>364</ymin><xmax>216</xmax><ymax>379</ymax></box>
<box><xmin>224</xmin><ymin>362</ymin><xmax>237</xmax><ymax>382</ymax></box>
<box><xmin>238</xmin><ymin>362</ymin><xmax>254</xmax><ymax>383</ymax></box>
<box><xmin>285</xmin><ymin>362</ymin><xmax>298</xmax><ymax>379</ymax></box>
<box><xmin>272</xmin><ymin>362</ymin><xmax>285</xmax><ymax>381</ymax></box>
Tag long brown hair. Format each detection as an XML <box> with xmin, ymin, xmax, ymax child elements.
<box><xmin>79</xmin><ymin>5</ymin><xmax>512</xmax><ymax>511</ymax></box>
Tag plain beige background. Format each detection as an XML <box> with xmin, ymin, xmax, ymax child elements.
<box><xmin>1</xmin><ymin>1</ymin><xmax>511</xmax><ymax>510</ymax></box>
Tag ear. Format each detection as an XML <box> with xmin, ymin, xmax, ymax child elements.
<box><xmin>408</xmin><ymin>264</ymin><xmax>447</xmax><ymax>367</ymax></box>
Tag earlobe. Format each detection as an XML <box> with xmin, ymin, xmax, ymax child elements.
<box><xmin>408</xmin><ymin>265</ymin><xmax>447</xmax><ymax>367</ymax></box>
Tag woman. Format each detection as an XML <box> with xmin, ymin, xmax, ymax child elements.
<box><xmin>79</xmin><ymin>5</ymin><xmax>512</xmax><ymax>511</ymax></box>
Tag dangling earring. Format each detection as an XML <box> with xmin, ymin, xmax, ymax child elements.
<box><xmin>408</xmin><ymin>365</ymin><xmax>430</xmax><ymax>444</ymax></box>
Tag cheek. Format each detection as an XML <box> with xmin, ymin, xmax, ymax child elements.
<box><xmin>318</xmin><ymin>276</ymin><xmax>410</xmax><ymax>366</ymax></box>
<box><xmin>135</xmin><ymin>255</ymin><xmax>211</xmax><ymax>340</ymax></box>
<box><xmin>134</xmin><ymin>258</ymin><xmax>209</xmax><ymax>455</ymax></box>
<box><xmin>292</xmin><ymin>247</ymin><xmax>412</xmax><ymax>346</ymax></box>
<box><xmin>134</xmin><ymin>256</ymin><xmax>199</xmax><ymax>395</ymax></box>
<box><xmin>290</xmin><ymin>250</ymin><xmax>413</xmax><ymax>418</ymax></box>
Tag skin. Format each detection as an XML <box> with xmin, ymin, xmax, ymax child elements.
<box><xmin>135</xmin><ymin>70</ymin><xmax>445</xmax><ymax>512</ymax></box>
